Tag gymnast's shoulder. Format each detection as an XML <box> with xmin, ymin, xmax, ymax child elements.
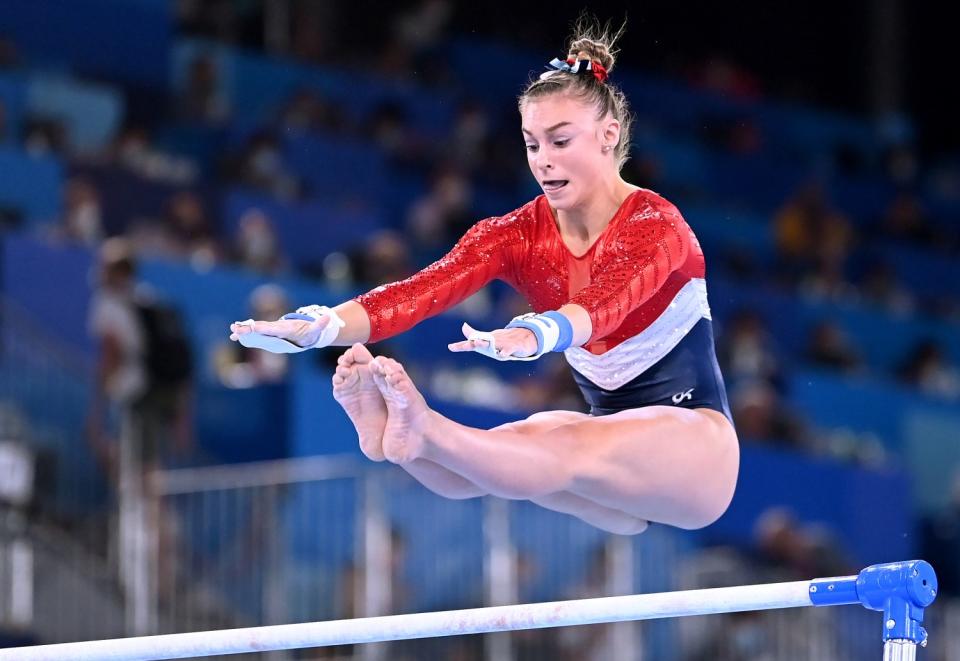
<box><xmin>622</xmin><ymin>187</ymin><xmax>690</xmax><ymax>227</ymax></box>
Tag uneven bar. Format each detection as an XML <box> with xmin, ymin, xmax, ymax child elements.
<box><xmin>0</xmin><ymin>581</ymin><xmax>816</xmax><ymax>660</ymax></box>
<box><xmin>0</xmin><ymin>561</ymin><xmax>937</xmax><ymax>661</ymax></box>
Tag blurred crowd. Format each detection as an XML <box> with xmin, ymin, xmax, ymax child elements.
<box><xmin>3</xmin><ymin>2</ymin><xmax>959</xmax><ymax>461</ymax></box>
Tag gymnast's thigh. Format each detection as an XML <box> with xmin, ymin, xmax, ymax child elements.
<box><xmin>489</xmin><ymin>409</ymin><xmax>591</xmax><ymax>434</ymax></box>
<box><xmin>556</xmin><ymin>405</ymin><xmax>739</xmax><ymax>529</ymax></box>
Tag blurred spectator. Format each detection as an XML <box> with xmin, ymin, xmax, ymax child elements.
<box><xmin>88</xmin><ymin>238</ymin><xmax>148</xmax><ymax>444</ymax></box>
<box><xmin>378</xmin><ymin>0</ymin><xmax>453</xmax><ymax>84</ymax></box>
<box><xmin>718</xmin><ymin>309</ymin><xmax>784</xmax><ymax>390</ymax></box>
<box><xmin>87</xmin><ymin>238</ymin><xmax>194</xmax><ymax>476</ymax></box>
<box><xmin>730</xmin><ymin>380</ymin><xmax>809</xmax><ymax>449</ymax></box>
<box><xmin>804</xmin><ymin>321</ymin><xmax>863</xmax><ymax>374</ymax></box>
<box><xmin>177</xmin><ymin>52</ymin><xmax>229</xmax><ymax>123</ymax></box>
<box><xmin>52</xmin><ymin>176</ymin><xmax>104</xmax><ymax>246</ymax></box>
<box><xmin>393</xmin><ymin>0</ymin><xmax>452</xmax><ymax>54</ymax></box>
<box><xmin>232</xmin><ymin>208</ymin><xmax>286</xmax><ymax>275</ymax></box>
<box><xmin>163</xmin><ymin>191</ymin><xmax>220</xmax><ymax>267</ymax></box>
<box><xmin>920</xmin><ymin>469</ymin><xmax>960</xmax><ymax>597</ymax></box>
<box><xmin>406</xmin><ymin>169</ymin><xmax>474</xmax><ymax>250</ymax></box>
<box><xmin>214</xmin><ymin>284</ymin><xmax>291</xmax><ymax>388</ymax></box>
<box><xmin>351</xmin><ymin>229</ymin><xmax>414</xmax><ymax>286</ymax></box>
<box><xmin>896</xmin><ymin>339</ymin><xmax>960</xmax><ymax>400</ymax></box>
<box><xmin>235</xmin><ymin>131</ymin><xmax>302</xmax><ymax>200</ymax></box>
<box><xmin>773</xmin><ymin>184</ymin><xmax>855</xmax><ymax>288</ymax></box>
<box><xmin>111</xmin><ymin>125</ymin><xmax>198</xmax><ymax>185</ymax></box>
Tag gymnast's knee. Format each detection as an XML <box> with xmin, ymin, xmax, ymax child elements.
<box><xmin>674</xmin><ymin>481</ymin><xmax>737</xmax><ymax>530</ymax></box>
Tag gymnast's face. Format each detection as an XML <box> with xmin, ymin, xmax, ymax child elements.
<box><xmin>520</xmin><ymin>93</ymin><xmax>619</xmax><ymax>210</ymax></box>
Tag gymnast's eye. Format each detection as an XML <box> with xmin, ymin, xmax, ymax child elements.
<box><xmin>525</xmin><ymin>144</ymin><xmax>539</xmax><ymax>153</ymax></box>
<box><xmin>553</xmin><ymin>139</ymin><xmax>569</xmax><ymax>148</ymax></box>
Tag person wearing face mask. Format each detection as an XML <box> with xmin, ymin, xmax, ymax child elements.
<box><xmin>229</xmin><ymin>19</ymin><xmax>738</xmax><ymax>536</ymax></box>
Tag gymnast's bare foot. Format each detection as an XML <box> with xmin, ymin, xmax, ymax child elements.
<box><xmin>331</xmin><ymin>344</ymin><xmax>386</xmax><ymax>461</ymax></box>
<box><xmin>369</xmin><ymin>355</ymin><xmax>430</xmax><ymax>464</ymax></box>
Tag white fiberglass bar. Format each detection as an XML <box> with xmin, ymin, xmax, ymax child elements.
<box><xmin>0</xmin><ymin>580</ymin><xmax>816</xmax><ymax>661</ymax></box>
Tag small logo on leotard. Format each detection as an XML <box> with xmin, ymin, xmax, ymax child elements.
<box><xmin>672</xmin><ymin>388</ymin><xmax>694</xmax><ymax>404</ymax></box>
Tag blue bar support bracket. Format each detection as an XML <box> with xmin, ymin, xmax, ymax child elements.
<box><xmin>809</xmin><ymin>560</ymin><xmax>938</xmax><ymax>647</ymax></box>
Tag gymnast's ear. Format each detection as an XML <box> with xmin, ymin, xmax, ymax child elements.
<box><xmin>599</xmin><ymin>116</ymin><xmax>621</xmax><ymax>152</ymax></box>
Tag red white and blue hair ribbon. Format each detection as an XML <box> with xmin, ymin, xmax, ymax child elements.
<box><xmin>541</xmin><ymin>57</ymin><xmax>609</xmax><ymax>83</ymax></box>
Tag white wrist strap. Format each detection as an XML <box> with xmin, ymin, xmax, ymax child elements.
<box><xmin>465</xmin><ymin>328</ymin><xmax>538</xmax><ymax>362</ymax></box>
<box><xmin>236</xmin><ymin>305</ymin><xmax>346</xmax><ymax>354</ymax></box>
<box><xmin>293</xmin><ymin>305</ymin><xmax>346</xmax><ymax>349</ymax></box>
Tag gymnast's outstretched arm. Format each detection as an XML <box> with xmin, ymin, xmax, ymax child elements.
<box><xmin>230</xmin><ymin>214</ymin><xmax>525</xmax><ymax>351</ymax></box>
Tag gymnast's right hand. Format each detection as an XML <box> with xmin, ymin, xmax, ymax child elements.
<box><xmin>229</xmin><ymin>315</ymin><xmax>330</xmax><ymax>349</ymax></box>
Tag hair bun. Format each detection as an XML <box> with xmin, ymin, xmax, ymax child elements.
<box><xmin>567</xmin><ymin>38</ymin><xmax>615</xmax><ymax>72</ymax></box>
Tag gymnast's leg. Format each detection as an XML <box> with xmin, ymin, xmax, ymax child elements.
<box><xmin>406</xmin><ymin>411</ymin><xmax>652</xmax><ymax>534</ymax></box>
<box><xmin>369</xmin><ymin>355</ymin><xmax>739</xmax><ymax>531</ymax></box>
<box><xmin>332</xmin><ymin>346</ymin><xmax>650</xmax><ymax>532</ymax></box>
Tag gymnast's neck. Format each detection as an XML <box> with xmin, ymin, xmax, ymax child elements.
<box><xmin>554</xmin><ymin>176</ymin><xmax>640</xmax><ymax>243</ymax></box>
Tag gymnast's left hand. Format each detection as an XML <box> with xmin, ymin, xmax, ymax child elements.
<box><xmin>448</xmin><ymin>322</ymin><xmax>538</xmax><ymax>360</ymax></box>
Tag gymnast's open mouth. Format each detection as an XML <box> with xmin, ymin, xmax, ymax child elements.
<box><xmin>542</xmin><ymin>179</ymin><xmax>569</xmax><ymax>191</ymax></box>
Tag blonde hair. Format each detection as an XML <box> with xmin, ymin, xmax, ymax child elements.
<box><xmin>519</xmin><ymin>17</ymin><xmax>632</xmax><ymax>169</ymax></box>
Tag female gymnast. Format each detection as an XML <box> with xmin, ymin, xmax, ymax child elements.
<box><xmin>230</xmin><ymin>24</ymin><xmax>739</xmax><ymax>535</ymax></box>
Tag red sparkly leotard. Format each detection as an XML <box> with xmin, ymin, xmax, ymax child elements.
<box><xmin>354</xmin><ymin>189</ymin><xmax>723</xmax><ymax>404</ymax></box>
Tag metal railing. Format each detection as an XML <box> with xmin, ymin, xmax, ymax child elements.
<box><xmin>129</xmin><ymin>455</ymin><xmax>960</xmax><ymax>661</ymax></box>
<box><xmin>0</xmin><ymin>293</ymin><xmax>127</xmax><ymax>643</ymax></box>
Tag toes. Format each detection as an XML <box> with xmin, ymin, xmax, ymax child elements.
<box><xmin>352</xmin><ymin>343</ymin><xmax>375</xmax><ymax>363</ymax></box>
<box><xmin>369</xmin><ymin>362</ymin><xmax>388</xmax><ymax>385</ymax></box>
<box><xmin>375</xmin><ymin>356</ymin><xmax>402</xmax><ymax>374</ymax></box>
